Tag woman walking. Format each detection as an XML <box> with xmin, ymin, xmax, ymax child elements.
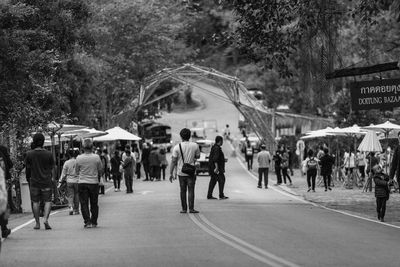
<box><xmin>281</xmin><ymin>147</ymin><xmax>292</xmax><ymax>185</ymax></box>
<box><xmin>303</xmin><ymin>149</ymin><xmax>319</xmax><ymax>192</ymax></box>
<box><xmin>372</xmin><ymin>165</ymin><xmax>391</xmax><ymax>222</ymax></box>
<box><xmin>159</xmin><ymin>146</ymin><xmax>168</xmax><ymax>180</ymax></box>
<box><xmin>110</xmin><ymin>151</ymin><xmax>122</xmax><ymax>192</ymax></box>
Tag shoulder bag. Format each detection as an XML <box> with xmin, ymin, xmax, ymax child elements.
<box><xmin>179</xmin><ymin>144</ymin><xmax>196</xmax><ymax>176</ymax></box>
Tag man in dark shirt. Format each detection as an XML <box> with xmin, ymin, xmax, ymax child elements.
<box><xmin>319</xmin><ymin>148</ymin><xmax>335</xmax><ymax>191</ymax></box>
<box><xmin>207</xmin><ymin>136</ymin><xmax>228</xmax><ymax>200</ymax></box>
<box><xmin>25</xmin><ymin>133</ymin><xmax>55</xmax><ymax>230</ymax></box>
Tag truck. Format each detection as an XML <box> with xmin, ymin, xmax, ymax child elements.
<box><xmin>138</xmin><ymin>121</ymin><xmax>173</xmax><ymax>152</ymax></box>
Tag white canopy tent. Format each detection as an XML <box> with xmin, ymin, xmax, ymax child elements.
<box><xmin>93</xmin><ymin>126</ymin><xmax>141</xmax><ymax>142</ymax></box>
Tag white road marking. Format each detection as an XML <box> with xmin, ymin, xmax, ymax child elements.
<box><xmin>189</xmin><ymin>213</ymin><xmax>300</xmax><ymax>267</ymax></box>
<box><xmin>233</xmin><ymin>146</ymin><xmax>400</xmax><ymax>229</ymax></box>
<box><xmin>6</xmin><ymin>185</ymin><xmax>116</xmax><ymax>238</ymax></box>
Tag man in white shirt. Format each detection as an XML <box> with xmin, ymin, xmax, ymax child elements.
<box><xmin>169</xmin><ymin>128</ymin><xmax>200</xmax><ymax>214</ymax></box>
<box><xmin>256</xmin><ymin>144</ymin><xmax>271</xmax><ymax>188</ymax></box>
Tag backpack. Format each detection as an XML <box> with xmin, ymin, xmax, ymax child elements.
<box><xmin>307</xmin><ymin>157</ymin><xmax>318</xmax><ymax>171</ymax></box>
<box><xmin>246</xmin><ymin>147</ymin><xmax>253</xmax><ymax>156</ymax></box>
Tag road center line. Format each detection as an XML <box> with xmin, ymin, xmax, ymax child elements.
<box><xmin>198</xmin><ymin>214</ymin><xmax>301</xmax><ymax>267</ymax></box>
<box><xmin>189</xmin><ymin>214</ymin><xmax>289</xmax><ymax>267</ymax></box>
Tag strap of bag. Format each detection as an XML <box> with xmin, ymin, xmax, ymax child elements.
<box><xmin>179</xmin><ymin>144</ymin><xmax>186</xmax><ymax>163</ymax></box>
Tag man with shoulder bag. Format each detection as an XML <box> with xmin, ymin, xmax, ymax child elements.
<box><xmin>169</xmin><ymin>128</ymin><xmax>200</xmax><ymax>214</ymax></box>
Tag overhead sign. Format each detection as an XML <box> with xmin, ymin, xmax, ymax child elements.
<box><xmin>350</xmin><ymin>79</ymin><xmax>400</xmax><ymax>110</ymax></box>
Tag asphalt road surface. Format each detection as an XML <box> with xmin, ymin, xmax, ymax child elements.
<box><xmin>1</xmin><ymin>82</ymin><xmax>399</xmax><ymax>267</ymax></box>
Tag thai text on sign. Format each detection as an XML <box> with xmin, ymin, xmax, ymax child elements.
<box><xmin>350</xmin><ymin>79</ymin><xmax>400</xmax><ymax>110</ymax></box>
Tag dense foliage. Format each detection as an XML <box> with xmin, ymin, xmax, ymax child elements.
<box><xmin>1</xmin><ymin>0</ymin><xmax>400</xmax><ymax>137</ymax></box>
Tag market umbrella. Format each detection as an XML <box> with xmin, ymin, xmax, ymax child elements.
<box><xmin>358</xmin><ymin>130</ymin><xmax>383</xmax><ymax>153</ymax></box>
<box><xmin>93</xmin><ymin>126</ymin><xmax>141</xmax><ymax>141</ymax></box>
<box><xmin>358</xmin><ymin>130</ymin><xmax>383</xmax><ymax>192</ymax></box>
<box><xmin>305</xmin><ymin>127</ymin><xmax>334</xmax><ymax>136</ymax></box>
<box><xmin>362</xmin><ymin>121</ymin><xmax>400</xmax><ymax>140</ymax></box>
<box><xmin>62</xmin><ymin>128</ymin><xmax>108</xmax><ymax>139</ymax></box>
<box><xmin>300</xmin><ymin>132</ymin><xmax>335</xmax><ymax>140</ymax></box>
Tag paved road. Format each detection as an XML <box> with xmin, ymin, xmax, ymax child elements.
<box><xmin>1</xmin><ymin>82</ymin><xmax>399</xmax><ymax>266</ymax></box>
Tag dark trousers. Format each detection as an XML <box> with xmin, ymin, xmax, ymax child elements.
<box><xmin>150</xmin><ymin>166</ymin><xmax>160</xmax><ymax>180</ymax></box>
<box><xmin>307</xmin><ymin>169</ymin><xmax>317</xmax><ymax>190</ymax></box>
<box><xmin>359</xmin><ymin>165</ymin><xmax>365</xmax><ymax>179</ymax></box>
<box><xmin>275</xmin><ymin>166</ymin><xmax>282</xmax><ymax>184</ymax></box>
<box><xmin>376</xmin><ymin>197</ymin><xmax>387</xmax><ymax>219</ymax></box>
<box><xmin>178</xmin><ymin>175</ymin><xmax>196</xmax><ymax>211</ymax></box>
<box><xmin>125</xmin><ymin>174</ymin><xmax>133</xmax><ymax>193</ymax></box>
<box><xmin>161</xmin><ymin>165</ymin><xmax>167</xmax><ymax>180</ymax></box>
<box><xmin>136</xmin><ymin>163</ymin><xmax>141</xmax><ymax>179</ymax></box>
<box><xmin>258</xmin><ymin>168</ymin><xmax>268</xmax><ymax>187</ymax></box>
<box><xmin>113</xmin><ymin>172</ymin><xmax>121</xmax><ymax>189</ymax></box>
<box><xmin>207</xmin><ymin>172</ymin><xmax>226</xmax><ymax>198</ymax></box>
<box><xmin>323</xmin><ymin>174</ymin><xmax>332</xmax><ymax>189</ymax></box>
<box><xmin>78</xmin><ymin>183</ymin><xmax>99</xmax><ymax>225</ymax></box>
<box><xmin>67</xmin><ymin>182</ymin><xmax>79</xmax><ymax>212</ymax></box>
<box><xmin>143</xmin><ymin>162</ymin><xmax>150</xmax><ymax>180</ymax></box>
<box><xmin>246</xmin><ymin>155</ymin><xmax>253</xmax><ymax>170</ymax></box>
<box><xmin>281</xmin><ymin>167</ymin><xmax>292</xmax><ymax>184</ymax></box>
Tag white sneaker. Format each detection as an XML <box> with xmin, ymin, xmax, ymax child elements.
<box><xmin>114</xmin><ymin>189</ymin><xmax>118</xmax><ymax>192</ymax></box>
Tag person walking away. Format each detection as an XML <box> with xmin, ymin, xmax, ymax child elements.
<box><xmin>319</xmin><ymin>148</ymin><xmax>335</xmax><ymax>191</ymax></box>
<box><xmin>287</xmin><ymin>146</ymin><xmax>294</xmax><ymax>176</ymax></box>
<box><xmin>0</xmin><ymin>145</ymin><xmax>10</xmax><ymax>249</ymax></box>
<box><xmin>223</xmin><ymin>124</ymin><xmax>231</xmax><ymax>142</ymax></box>
<box><xmin>149</xmin><ymin>147</ymin><xmax>161</xmax><ymax>181</ymax></box>
<box><xmin>59</xmin><ymin>150</ymin><xmax>79</xmax><ymax>215</ymax></box>
<box><xmin>304</xmin><ymin>149</ymin><xmax>319</xmax><ymax>192</ymax></box>
<box><xmin>102</xmin><ymin>150</ymin><xmax>111</xmax><ymax>182</ymax></box>
<box><xmin>76</xmin><ymin>139</ymin><xmax>103</xmax><ymax>228</ymax></box>
<box><xmin>273</xmin><ymin>150</ymin><xmax>283</xmax><ymax>185</ymax></box>
<box><xmin>245</xmin><ymin>140</ymin><xmax>254</xmax><ymax>170</ymax></box>
<box><xmin>256</xmin><ymin>144</ymin><xmax>271</xmax><ymax>189</ymax></box>
<box><xmin>343</xmin><ymin>150</ymin><xmax>356</xmax><ymax>176</ymax></box>
<box><xmin>122</xmin><ymin>151</ymin><xmax>135</xmax><ymax>193</ymax></box>
<box><xmin>110</xmin><ymin>151</ymin><xmax>122</xmax><ymax>192</ymax></box>
<box><xmin>207</xmin><ymin>136</ymin><xmax>228</xmax><ymax>200</ymax></box>
<box><xmin>25</xmin><ymin>133</ymin><xmax>55</xmax><ymax>230</ymax></box>
<box><xmin>169</xmin><ymin>128</ymin><xmax>200</xmax><ymax>213</ymax></box>
<box><xmin>281</xmin><ymin>147</ymin><xmax>292</xmax><ymax>185</ymax></box>
<box><xmin>134</xmin><ymin>147</ymin><xmax>141</xmax><ymax>179</ymax></box>
<box><xmin>141</xmin><ymin>143</ymin><xmax>151</xmax><ymax>181</ymax></box>
<box><xmin>0</xmin><ymin>145</ymin><xmax>12</xmax><ymax>239</ymax></box>
<box><xmin>389</xmin><ymin>132</ymin><xmax>400</xmax><ymax>191</ymax></box>
<box><xmin>357</xmin><ymin>150</ymin><xmax>366</xmax><ymax>183</ymax></box>
<box><xmin>97</xmin><ymin>149</ymin><xmax>106</xmax><ymax>195</ymax></box>
<box><xmin>373</xmin><ymin>165</ymin><xmax>392</xmax><ymax>222</ymax></box>
<box><xmin>159</xmin><ymin>146</ymin><xmax>168</xmax><ymax>180</ymax></box>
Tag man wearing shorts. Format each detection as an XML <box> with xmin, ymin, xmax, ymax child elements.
<box><xmin>26</xmin><ymin>133</ymin><xmax>55</xmax><ymax>230</ymax></box>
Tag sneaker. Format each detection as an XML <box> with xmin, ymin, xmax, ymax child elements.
<box><xmin>265</xmin><ymin>186</ymin><xmax>268</xmax><ymax>189</ymax></box>
<box><xmin>328</xmin><ymin>187</ymin><xmax>332</xmax><ymax>191</ymax></box>
<box><xmin>84</xmin><ymin>223</ymin><xmax>92</xmax><ymax>228</ymax></box>
<box><xmin>312</xmin><ymin>190</ymin><xmax>316</xmax><ymax>192</ymax></box>
<box><xmin>207</xmin><ymin>196</ymin><xmax>217</xmax><ymax>199</ymax></box>
<box><xmin>307</xmin><ymin>188</ymin><xmax>311</xmax><ymax>192</ymax></box>
<box><xmin>220</xmin><ymin>196</ymin><xmax>229</xmax><ymax>200</ymax></box>
<box><xmin>2</xmin><ymin>228</ymin><xmax>11</xmax><ymax>238</ymax></box>
<box><xmin>114</xmin><ymin>189</ymin><xmax>118</xmax><ymax>192</ymax></box>
<box><xmin>257</xmin><ymin>185</ymin><xmax>262</xmax><ymax>188</ymax></box>
<box><xmin>189</xmin><ymin>210</ymin><xmax>199</xmax><ymax>214</ymax></box>
<box><xmin>325</xmin><ymin>188</ymin><xmax>327</xmax><ymax>192</ymax></box>
<box><xmin>69</xmin><ymin>210</ymin><xmax>73</xmax><ymax>215</ymax></box>
<box><xmin>73</xmin><ymin>211</ymin><xmax>80</xmax><ymax>215</ymax></box>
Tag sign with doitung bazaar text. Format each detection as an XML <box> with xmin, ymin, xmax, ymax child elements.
<box><xmin>350</xmin><ymin>78</ymin><xmax>400</xmax><ymax>110</ymax></box>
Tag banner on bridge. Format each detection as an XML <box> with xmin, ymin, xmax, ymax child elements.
<box><xmin>350</xmin><ymin>78</ymin><xmax>400</xmax><ymax>110</ymax></box>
